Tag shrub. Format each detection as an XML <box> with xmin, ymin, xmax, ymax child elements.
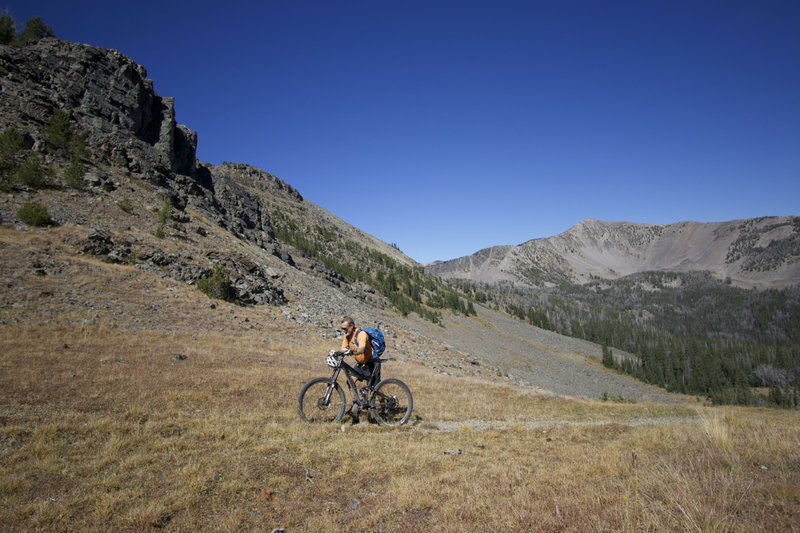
<box><xmin>62</xmin><ymin>156</ymin><xmax>85</xmax><ymax>189</ymax></box>
<box><xmin>116</xmin><ymin>197</ymin><xmax>134</xmax><ymax>213</ymax></box>
<box><xmin>0</xmin><ymin>126</ymin><xmax>26</xmax><ymax>159</ymax></box>
<box><xmin>197</xmin><ymin>264</ymin><xmax>233</xmax><ymax>301</ymax></box>
<box><xmin>16</xmin><ymin>155</ymin><xmax>51</xmax><ymax>189</ymax></box>
<box><xmin>154</xmin><ymin>223</ymin><xmax>165</xmax><ymax>239</ymax></box>
<box><xmin>158</xmin><ymin>198</ymin><xmax>173</xmax><ymax>223</ymax></box>
<box><xmin>599</xmin><ymin>391</ymin><xmax>636</xmax><ymax>403</ymax></box>
<box><xmin>16</xmin><ymin>200</ymin><xmax>51</xmax><ymax>226</ymax></box>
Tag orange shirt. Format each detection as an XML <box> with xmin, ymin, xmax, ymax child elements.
<box><xmin>342</xmin><ymin>328</ymin><xmax>373</xmax><ymax>364</ymax></box>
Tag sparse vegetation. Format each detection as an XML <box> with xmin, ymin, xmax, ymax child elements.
<box><xmin>197</xmin><ymin>263</ymin><xmax>233</xmax><ymax>301</ymax></box>
<box><xmin>116</xmin><ymin>197</ymin><xmax>134</xmax><ymax>213</ymax></box>
<box><xmin>271</xmin><ymin>208</ymin><xmax>476</xmax><ymax>323</ymax></box>
<box><xmin>15</xmin><ymin>155</ymin><xmax>51</xmax><ymax>189</ymax></box>
<box><xmin>16</xmin><ymin>200</ymin><xmax>51</xmax><ymax>226</ymax></box>
<box><xmin>42</xmin><ymin>109</ymin><xmax>90</xmax><ymax>189</ymax></box>
<box><xmin>600</xmin><ymin>391</ymin><xmax>636</xmax><ymax>403</ymax></box>
<box><xmin>0</xmin><ymin>108</ymin><xmax>90</xmax><ymax>191</ymax></box>
<box><xmin>153</xmin><ymin>198</ymin><xmax>173</xmax><ymax>238</ymax></box>
<box><xmin>157</xmin><ymin>197</ymin><xmax>172</xmax><ymax>223</ymax></box>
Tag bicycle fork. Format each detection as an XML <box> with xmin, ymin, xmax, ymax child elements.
<box><xmin>321</xmin><ymin>368</ymin><xmax>343</xmax><ymax>406</ymax></box>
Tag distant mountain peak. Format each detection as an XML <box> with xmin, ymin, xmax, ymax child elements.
<box><xmin>427</xmin><ymin>217</ymin><xmax>800</xmax><ymax>289</ymax></box>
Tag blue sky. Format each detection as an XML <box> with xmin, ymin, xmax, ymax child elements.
<box><xmin>4</xmin><ymin>1</ymin><xmax>799</xmax><ymax>263</ymax></box>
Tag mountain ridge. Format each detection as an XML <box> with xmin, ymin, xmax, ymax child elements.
<box><xmin>427</xmin><ymin>216</ymin><xmax>800</xmax><ymax>289</ymax></box>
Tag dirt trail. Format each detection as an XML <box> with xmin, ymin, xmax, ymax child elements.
<box><xmin>432</xmin><ymin>415</ymin><xmax>697</xmax><ymax>432</ymax></box>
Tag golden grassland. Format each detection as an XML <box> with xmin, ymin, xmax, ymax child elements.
<box><xmin>1</xmin><ymin>223</ymin><xmax>798</xmax><ymax>531</ymax></box>
<box><xmin>1</xmin><ymin>324</ymin><xmax>799</xmax><ymax>532</ymax></box>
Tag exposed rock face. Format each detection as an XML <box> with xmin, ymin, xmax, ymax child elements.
<box><xmin>0</xmin><ymin>38</ymin><xmax>299</xmax><ymax>301</ymax></box>
<box><xmin>0</xmin><ymin>38</ymin><xmax>288</xmax><ymax>255</ymax></box>
<box><xmin>197</xmin><ymin>166</ymin><xmax>278</xmax><ymax>250</ymax></box>
<box><xmin>215</xmin><ymin>163</ymin><xmax>303</xmax><ymax>202</ymax></box>
<box><xmin>0</xmin><ymin>38</ymin><xmax>195</xmax><ymax>178</ymax></box>
<box><xmin>427</xmin><ymin>217</ymin><xmax>800</xmax><ymax>289</ymax></box>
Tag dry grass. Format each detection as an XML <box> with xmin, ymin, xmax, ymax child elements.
<box><xmin>1</xmin><ymin>224</ymin><xmax>799</xmax><ymax>531</ymax></box>
<box><xmin>1</xmin><ymin>323</ymin><xmax>799</xmax><ymax>532</ymax></box>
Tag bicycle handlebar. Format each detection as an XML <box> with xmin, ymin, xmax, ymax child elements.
<box><xmin>329</xmin><ymin>351</ymin><xmax>392</xmax><ymax>362</ymax></box>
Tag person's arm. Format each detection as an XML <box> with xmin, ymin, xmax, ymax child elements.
<box><xmin>350</xmin><ymin>330</ymin><xmax>369</xmax><ymax>357</ymax></box>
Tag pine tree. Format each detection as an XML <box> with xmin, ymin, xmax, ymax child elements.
<box><xmin>602</xmin><ymin>345</ymin><xmax>614</xmax><ymax>368</ymax></box>
<box><xmin>44</xmin><ymin>109</ymin><xmax>73</xmax><ymax>152</ymax></box>
<box><xmin>15</xmin><ymin>16</ymin><xmax>54</xmax><ymax>45</ymax></box>
<box><xmin>0</xmin><ymin>14</ymin><xmax>15</xmax><ymax>44</ymax></box>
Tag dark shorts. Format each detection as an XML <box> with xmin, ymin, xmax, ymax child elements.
<box><xmin>355</xmin><ymin>361</ymin><xmax>380</xmax><ymax>382</ymax></box>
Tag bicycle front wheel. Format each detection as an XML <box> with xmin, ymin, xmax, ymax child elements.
<box><xmin>370</xmin><ymin>378</ymin><xmax>413</xmax><ymax>426</ymax></box>
<box><xmin>297</xmin><ymin>377</ymin><xmax>346</xmax><ymax>423</ymax></box>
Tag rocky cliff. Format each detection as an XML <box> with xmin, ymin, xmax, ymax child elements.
<box><xmin>427</xmin><ymin>217</ymin><xmax>800</xmax><ymax>289</ymax></box>
<box><xmin>0</xmin><ymin>38</ymin><xmax>196</xmax><ymax>178</ymax></box>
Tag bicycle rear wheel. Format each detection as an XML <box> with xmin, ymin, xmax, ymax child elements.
<box><xmin>370</xmin><ymin>378</ymin><xmax>413</xmax><ymax>426</ymax></box>
<box><xmin>297</xmin><ymin>377</ymin><xmax>346</xmax><ymax>423</ymax></box>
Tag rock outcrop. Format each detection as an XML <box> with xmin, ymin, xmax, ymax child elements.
<box><xmin>0</xmin><ymin>39</ymin><xmax>296</xmax><ymax>262</ymax></box>
<box><xmin>0</xmin><ymin>38</ymin><xmax>196</xmax><ymax>179</ymax></box>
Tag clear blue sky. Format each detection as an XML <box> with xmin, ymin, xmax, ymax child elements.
<box><xmin>4</xmin><ymin>1</ymin><xmax>799</xmax><ymax>263</ymax></box>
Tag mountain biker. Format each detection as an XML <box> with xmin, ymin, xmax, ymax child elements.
<box><xmin>339</xmin><ymin>316</ymin><xmax>378</xmax><ymax>382</ymax></box>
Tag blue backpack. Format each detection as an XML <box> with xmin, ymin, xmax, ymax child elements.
<box><xmin>356</xmin><ymin>327</ymin><xmax>386</xmax><ymax>359</ymax></box>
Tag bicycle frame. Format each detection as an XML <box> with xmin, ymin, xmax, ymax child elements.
<box><xmin>322</xmin><ymin>354</ymin><xmax>378</xmax><ymax>407</ymax></box>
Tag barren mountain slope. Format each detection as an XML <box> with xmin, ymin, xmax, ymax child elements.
<box><xmin>210</xmin><ymin>162</ymin><xmax>413</xmax><ymax>267</ymax></box>
<box><xmin>429</xmin><ymin>217</ymin><xmax>800</xmax><ymax>288</ymax></box>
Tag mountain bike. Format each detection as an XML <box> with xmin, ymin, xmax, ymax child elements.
<box><xmin>297</xmin><ymin>351</ymin><xmax>413</xmax><ymax>425</ymax></box>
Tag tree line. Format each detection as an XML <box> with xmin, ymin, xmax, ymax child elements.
<box><xmin>1</xmin><ymin>14</ymin><xmax>54</xmax><ymax>46</ymax></box>
<box><xmin>455</xmin><ymin>271</ymin><xmax>800</xmax><ymax>408</ymax></box>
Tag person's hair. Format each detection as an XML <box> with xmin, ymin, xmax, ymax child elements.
<box><xmin>341</xmin><ymin>316</ymin><xmax>354</xmax><ymax>327</ymax></box>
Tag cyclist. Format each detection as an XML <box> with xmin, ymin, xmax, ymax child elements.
<box><xmin>339</xmin><ymin>316</ymin><xmax>378</xmax><ymax>382</ymax></box>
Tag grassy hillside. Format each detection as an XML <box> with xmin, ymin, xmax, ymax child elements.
<box><xmin>3</xmin><ymin>322</ymin><xmax>799</xmax><ymax>530</ymax></box>
<box><xmin>1</xmin><ymin>227</ymin><xmax>799</xmax><ymax>531</ymax></box>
